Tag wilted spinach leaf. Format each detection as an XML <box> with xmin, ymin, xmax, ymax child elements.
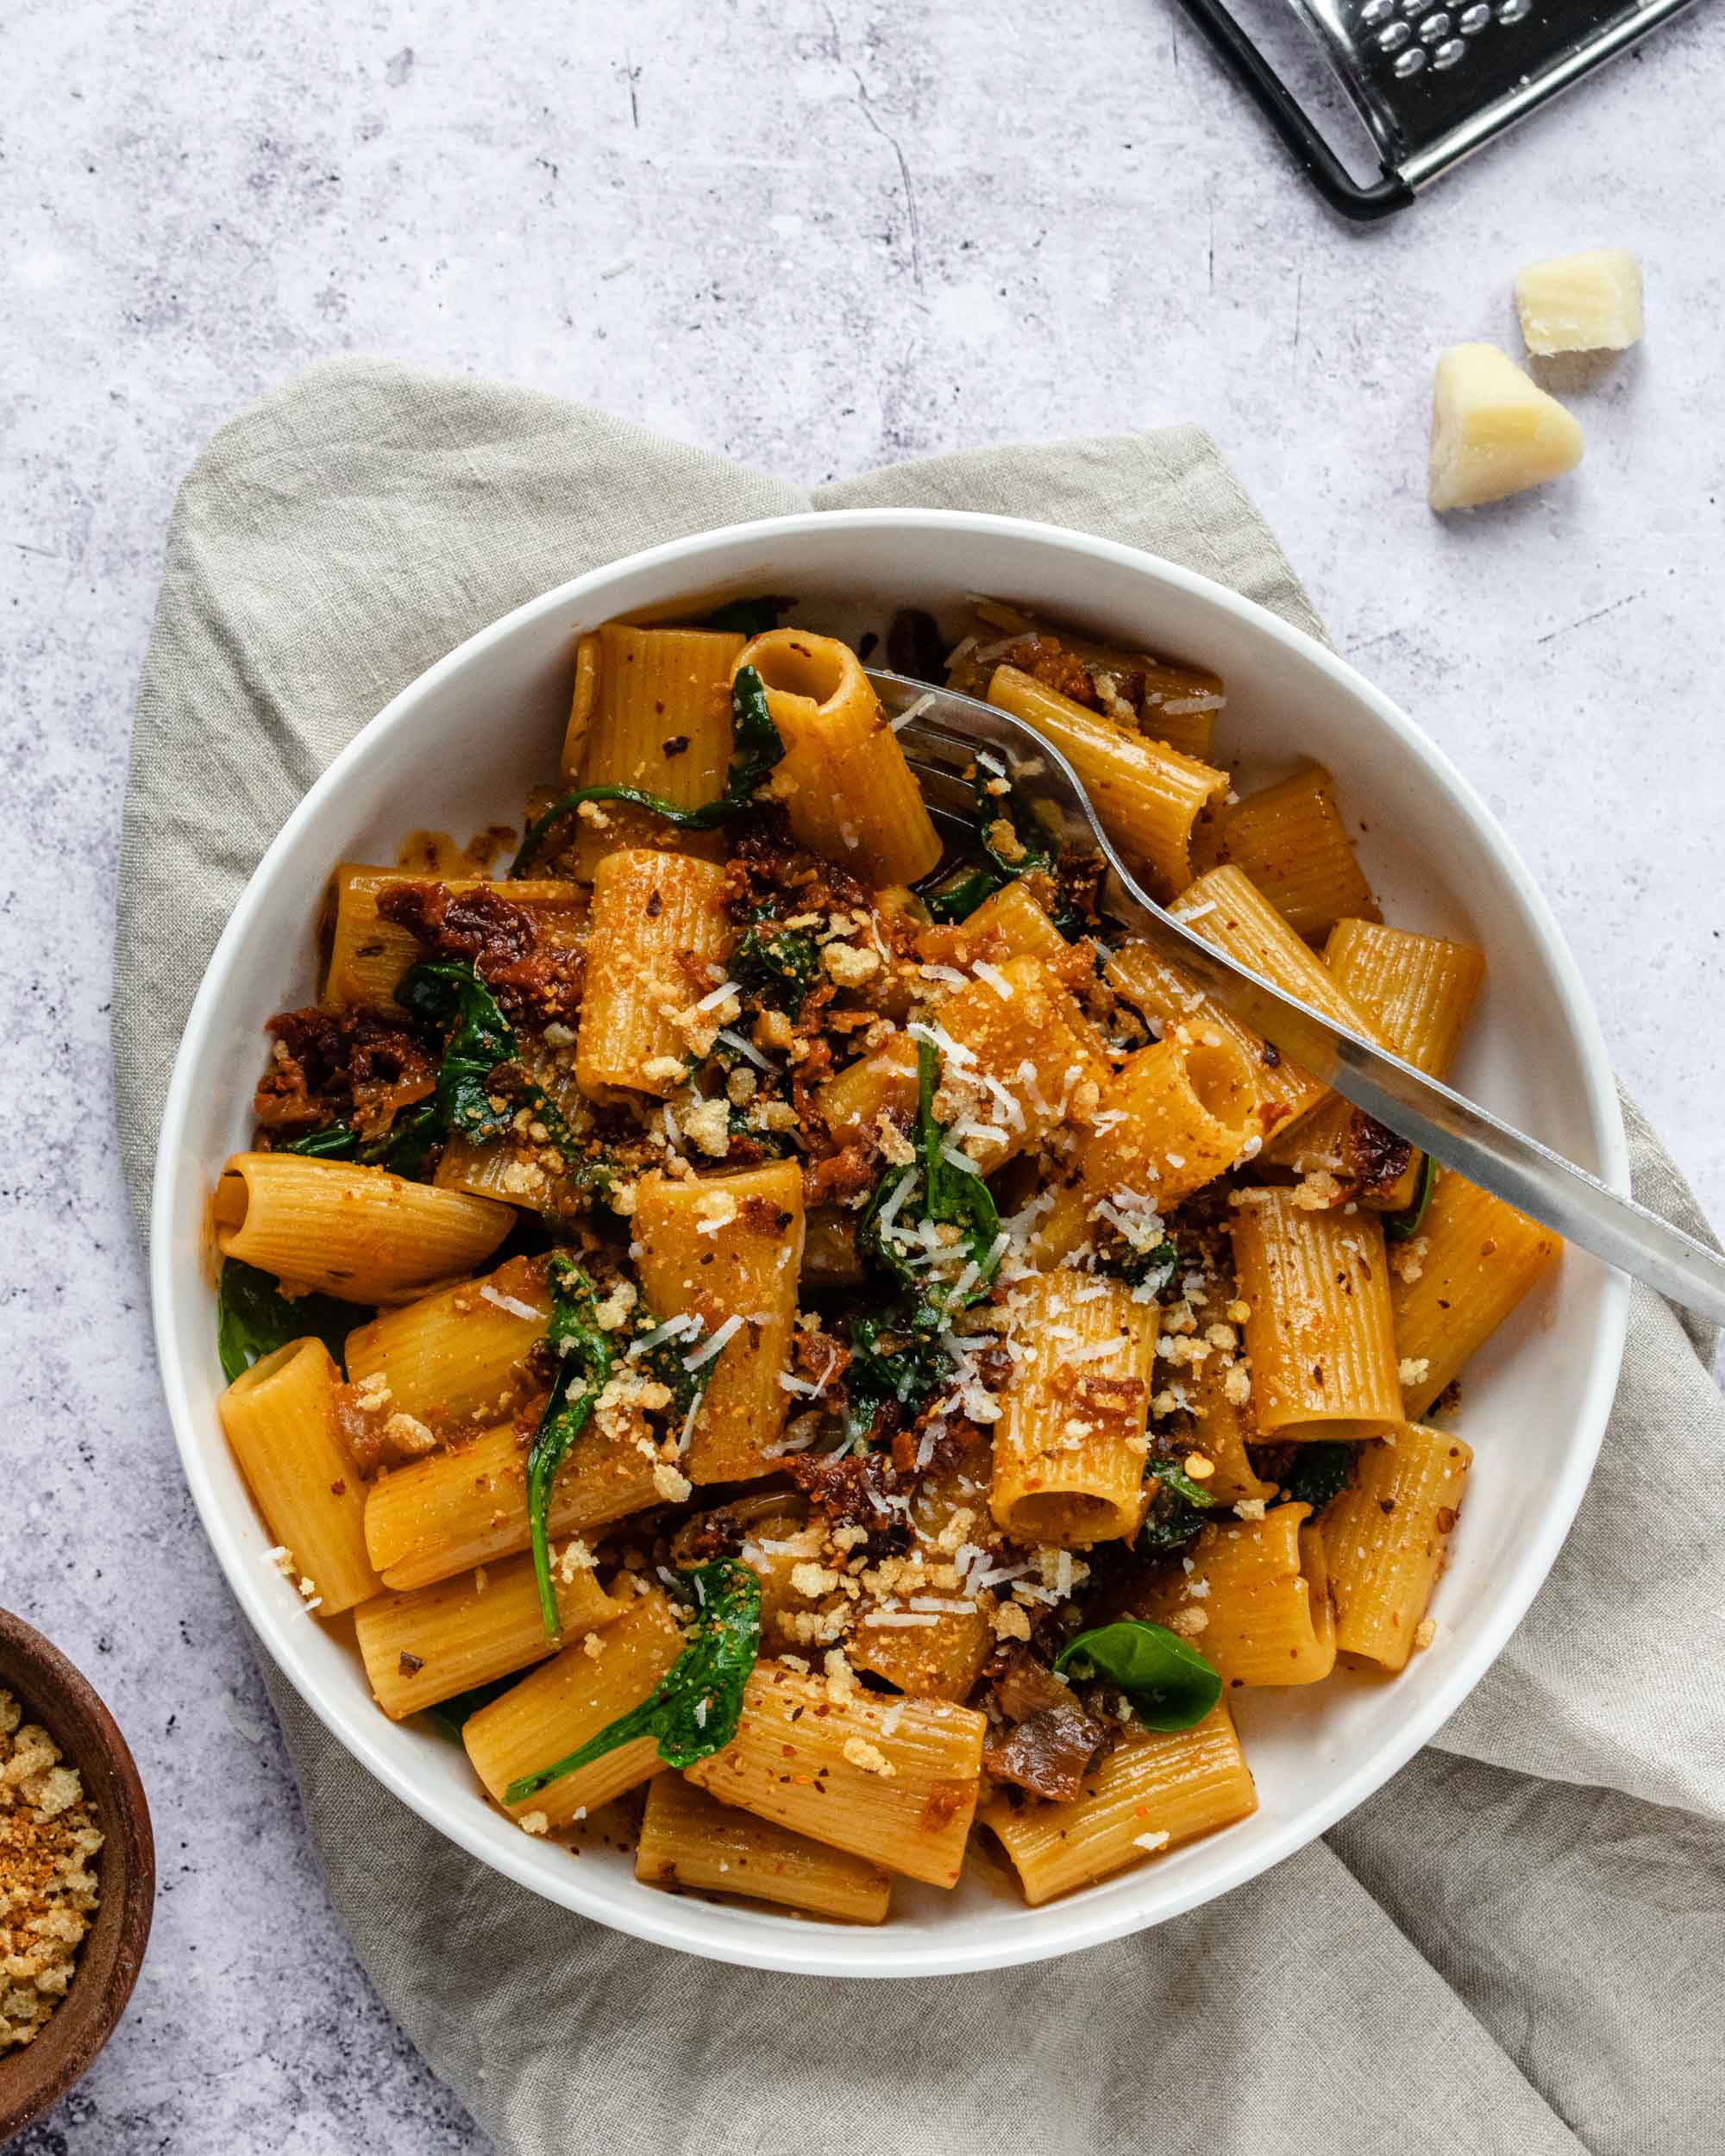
<box><xmin>505</xmin><ymin>1560</ymin><xmax>762</xmax><ymax>1803</ymax></box>
<box><xmin>216</xmin><ymin>1260</ymin><xmax>365</xmax><ymax>1384</ymax></box>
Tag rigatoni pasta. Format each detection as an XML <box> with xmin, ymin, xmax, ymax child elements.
<box><xmin>740</xmin><ymin>628</ymin><xmax>941</xmax><ymax>884</ymax></box>
<box><xmin>214</xmin><ymin>1152</ymin><xmax>513</xmax><ymax>1302</ymax></box>
<box><xmin>562</xmin><ymin>623</ymin><xmax>743</xmax><ymax>874</ymax></box>
<box><xmin>1390</xmin><ymin>1170</ymin><xmax>1561</xmax><ymax>1420</ymax></box>
<box><xmin>464</xmin><ymin>1590</ymin><xmax>686</xmax><ymax>1827</ymax></box>
<box><xmin>1223</xmin><ymin>762</ymin><xmax>1379</xmax><ymax>941</ymax></box>
<box><xmin>685</xmin><ymin>1661</ymin><xmax>986</xmax><ymax>1887</ymax></box>
<box><xmin>986</xmin><ymin>664</ymin><xmax>1228</xmax><ymax>895</ymax></box>
<box><xmin>209</xmin><ymin>588</ymin><xmax>1545</xmax><ymax>1928</ymax></box>
<box><xmin>1102</xmin><ymin>937</ymin><xmax>1327</xmax><ymax>1147</ymax></box>
<box><xmin>218</xmin><ymin>1339</ymin><xmax>380</xmax><ymax>1616</ymax></box>
<box><xmin>1125</xmin><ymin>1505</ymin><xmax>1336</xmax><ymax>1688</ymax></box>
<box><xmin>1230</xmin><ymin>1189</ymin><xmax>1402</xmax><ymax>1436</ymax></box>
<box><xmin>632</xmin><ymin>1160</ymin><xmax>804</xmax><ymax>1482</ymax></box>
<box><xmin>1078</xmin><ymin>1025</ymin><xmax>1259</xmax><ymax>1212</ymax></box>
<box><xmin>363</xmin><ymin>1420</ymin><xmax>664</xmax><ymax>1592</ymax></box>
<box><xmin>354</xmin><ymin>1546</ymin><xmax>624</xmax><ymax>1719</ymax></box>
<box><xmin>636</xmin><ymin>1771</ymin><xmax>893</xmax><ymax>1923</ymax></box>
<box><xmin>343</xmin><ymin>1255</ymin><xmax>550</xmax><ymax>1427</ymax></box>
<box><xmin>1322</xmin><ymin>1426</ymin><xmax>1471</xmax><ymax>1670</ymax></box>
<box><xmin>575</xmin><ymin>847</ymin><xmax>734</xmax><ymax>1098</ymax></box>
<box><xmin>990</xmin><ymin>1271</ymin><xmax>1158</xmax><ymax>1545</ymax></box>
<box><xmin>984</xmin><ymin>1704</ymin><xmax>1256</xmax><ymax>1906</ymax></box>
<box><xmin>1267</xmin><ymin>919</ymin><xmax>1485</xmax><ymax>1200</ymax></box>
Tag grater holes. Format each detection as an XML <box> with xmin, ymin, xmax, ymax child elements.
<box><xmin>1360</xmin><ymin>0</ymin><xmax>1395</xmax><ymax>22</ymax></box>
<box><xmin>1378</xmin><ymin>20</ymin><xmax>1413</xmax><ymax>50</ymax></box>
<box><xmin>1419</xmin><ymin>10</ymin><xmax>1452</xmax><ymax>40</ymax></box>
<box><xmin>1458</xmin><ymin>2</ymin><xmax>1491</xmax><ymax>27</ymax></box>
<box><xmin>1392</xmin><ymin>44</ymin><xmax>1427</xmax><ymax>73</ymax></box>
<box><xmin>1497</xmin><ymin>0</ymin><xmax>1531</xmax><ymax>18</ymax></box>
<box><xmin>1432</xmin><ymin>35</ymin><xmax>1467</xmax><ymax>65</ymax></box>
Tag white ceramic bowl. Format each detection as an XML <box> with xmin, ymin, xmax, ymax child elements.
<box><xmin>151</xmin><ymin>510</ymin><xmax>1629</xmax><ymax>1977</ymax></box>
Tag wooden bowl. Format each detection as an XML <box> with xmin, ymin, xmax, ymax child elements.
<box><xmin>0</xmin><ymin>1609</ymin><xmax>154</xmax><ymax>2144</ymax></box>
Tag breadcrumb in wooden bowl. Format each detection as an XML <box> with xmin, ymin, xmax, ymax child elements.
<box><xmin>0</xmin><ymin>1609</ymin><xmax>154</xmax><ymax>2143</ymax></box>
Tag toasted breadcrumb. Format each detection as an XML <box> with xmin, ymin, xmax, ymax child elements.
<box><xmin>0</xmin><ymin>1691</ymin><xmax>103</xmax><ymax>2052</ymax></box>
<box><xmin>841</xmin><ymin>1736</ymin><xmax>896</xmax><ymax>1779</ymax></box>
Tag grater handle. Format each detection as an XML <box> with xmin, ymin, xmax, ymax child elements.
<box><xmin>1175</xmin><ymin>0</ymin><xmax>1415</xmax><ymax>219</ymax></box>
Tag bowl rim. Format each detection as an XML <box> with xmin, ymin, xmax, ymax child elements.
<box><xmin>149</xmin><ymin>505</ymin><xmax>1630</xmax><ymax>1977</ymax></box>
<box><xmin>0</xmin><ymin>1608</ymin><xmax>155</xmax><ymax>2138</ymax></box>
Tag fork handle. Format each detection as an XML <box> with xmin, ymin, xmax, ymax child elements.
<box><xmin>1108</xmin><ymin>878</ymin><xmax>1725</xmax><ymax>1326</ymax></box>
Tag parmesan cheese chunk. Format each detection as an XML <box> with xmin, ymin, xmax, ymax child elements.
<box><xmin>1515</xmin><ymin>249</ymin><xmax>1643</xmax><ymax>356</ymax></box>
<box><xmin>1428</xmin><ymin>343</ymin><xmax>1584</xmax><ymax>512</ymax></box>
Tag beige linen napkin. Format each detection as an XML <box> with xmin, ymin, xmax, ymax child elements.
<box><xmin>114</xmin><ymin>359</ymin><xmax>1725</xmax><ymax>2156</ymax></box>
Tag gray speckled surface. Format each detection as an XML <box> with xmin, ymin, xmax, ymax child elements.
<box><xmin>5</xmin><ymin>2</ymin><xmax>1724</xmax><ymax>2148</ymax></box>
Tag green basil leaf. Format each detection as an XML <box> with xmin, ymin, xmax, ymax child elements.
<box><xmin>1054</xmin><ymin>1620</ymin><xmax>1221</xmax><ymax>1733</ymax></box>
<box><xmin>505</xmin><ymin>1560</ymin><xmax>761</xmax><ymax>1803</ymax></box>
<box><xmin>397</xmin><ymin>959</ymin><xmax>519</xmax><ymax>1145</ymax></box>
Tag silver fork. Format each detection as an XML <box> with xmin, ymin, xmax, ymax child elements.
<box><xmin>869</xmin><ymin>667</ymin><xmax>1725</xmax><ymax>1326</ymax></box>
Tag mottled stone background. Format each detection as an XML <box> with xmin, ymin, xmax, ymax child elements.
<box><xmin>4</xmin><ymin>1</ymin><xmax>1722</xmax><ymax>2147</ymax></box>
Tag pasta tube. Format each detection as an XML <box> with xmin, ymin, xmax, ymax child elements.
<box><xmin>984</xmin><ymin>1702</ymin><xmax>1255</xmax><ymax>1905</ymax></box>
<box><xmin>986</xmin><ymin>665</ymin><xmax>1228</xmax><ymax>896</ymax></box>
<box><xmin>365</xmin><ymin>1420</ymin><xmax>662</xmax><ymax>1591</ymax></box>
<box><xmin>1390</xmin><ymin>1171</ymin><xmax>1560</xmax><ymax>1420</ymax></box>
<box><xmin>1230</xmin><ymin>1189</ymin><xmax>1402</xmax><ymax>1436</ymax></box>
<box><xmin>1126</xmin><ymin>1503</ymin><xmax>1336</xmax><ymax>1687</ymax></box>
<box><xmin>637</xmin><ymin>1775</ymin><xmax>893</xmax><ymax>1924</ymax></box>
<box><xmin>738</xmin><ymin>629</ymin><xmax>941</xmax><ymax>884</ymax></box>
<box><xmin>213</xmin><ymin>1152</ymin><xmax>512</xmax><ymax>1303</ymax></box>
<box><xmin>1078</xmin><ymin>1025</ymin><xmax>1258</xmax><ymax>1211</ymax></box>
<box><xmin>343</xmin><ymin>1255</ymin><xmax>550</xmax><ymax>1426</ymax></box>
<box><xmin>464</xmin><ymin>1590</ymin><xmax>686</xmax><ymax>1827</ymax></box>
<box><xmin>1183</xmin><ymin>1269</ymin><xmax>1274</xmax><ymax>1507</ymax></box>
<box><xmin>1103</xmin><ymin>938</ymin><xmax>1327</xmax><ymax>1145</ymax></box>
<box><xmin>354</xmin><ymin>1547</ymin><xmax>624</xmax><ymax>1719</ymax></box>
<box><xmin>685</xmin><ymin>1660</ymin><xmax>986</xmax><ymax>1887</ymax></box>
<box><xmin>1269</xmin><ymin>921</ymin><xmax>1485</xmax><ymax>1202</ymax></box>
<box><xmin>1223</xmin><ymin>763</ymin><xmax>1379</xmax><ymax>941</ymax></box>
<box><xmin>218</xmin><ymin>1339</ymin><xmax>379</xmax><ymax>1616</ymax></box>
<box><xmin>575</xmin><ymin>849</ymin><xmax>734</xmax><ymax>1099</ymax></box>
<box><xmin>990</xmin><ymin>1271</ymin><xmax>1158</xmax><ymax>1545</ymax></box>
<box><xmin>917</xmin><ymin>878</ymin><xmax>1069</xmax><ymax>968</ymax></box>
<box><xmin>1322</xmin><ymin>1425</ymin><xmax>1471</xmax><ymax>1670</ymax></box>
<box><xmin>563</xmin><ymin>623</ymin><xmax>744</xmax><ymax>874</ymax></box>
<box><xmin>633</xmin><ymin>1161</ymin><xmax>805</xmax><ymax>1483</ymax></box>
<box><xmin>932</xmin><ymin>955</ymin><xmax>1108</xmax><ymax>1175</ymax></box>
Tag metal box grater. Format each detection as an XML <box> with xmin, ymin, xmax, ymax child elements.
<box><xmin>1177</xmin><ymin>0</ymin><xmax>1698</xmax><ymax>216</ymax></box>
